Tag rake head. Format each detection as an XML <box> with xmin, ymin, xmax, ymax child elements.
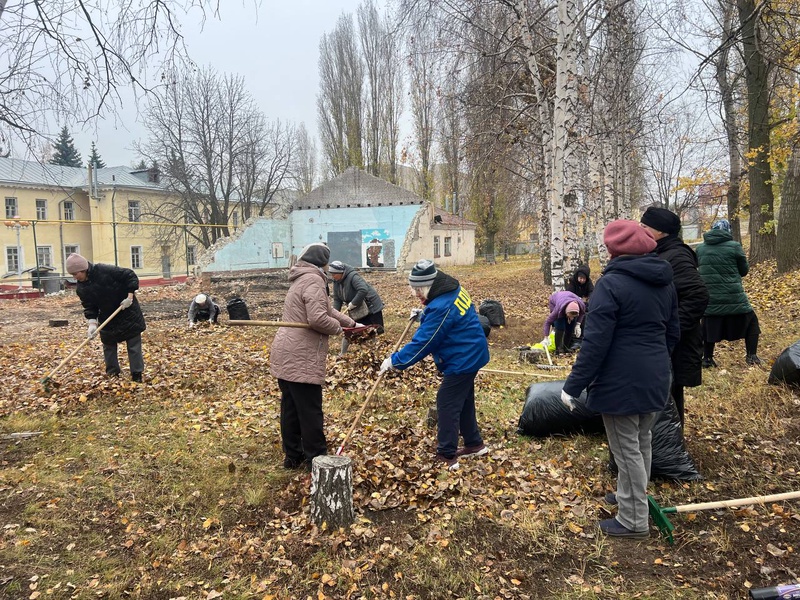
<box><xmin>648</xmin><ymin>495</ymin><xmax>676</xmax><ymax>545</ymax></box>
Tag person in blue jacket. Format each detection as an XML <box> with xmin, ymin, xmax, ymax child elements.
<box><xmin>561</xmin><ymin>221</ymin><xmax>680</xmax><ymax>539</ymax></box>
<box><xmin>379</xmin><ymin>260</ymin><xmax>490</xmax><ymax>471</ymax></box>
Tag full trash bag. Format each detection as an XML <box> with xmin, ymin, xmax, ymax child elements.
<box><xmin>518</xmin><ymin>380</ymin><xmax>702</xmax><ymax>481</ymax></box>
<box><xmin>517</xmin><ymin>380</ymin><xmax>604</xmax><ymax>437</ymax></box>
<box><xmin>768</xmin><ymin>340</ymin><xmax>800</xmax><ymax>387</ymax></box>
<box><xmin>479</xmin><ymin>299</ymin><xmax>506</xmax><ymax>327</ymax></box>
<box><xmin>226</xmin><ymin>297</ymin><xmax>250</xmax><ymax>321</ymax></box>
<box><xmin>477</xmin><ymin>314</ymin><xmax>491</xmax><ymax>338</ymax></box>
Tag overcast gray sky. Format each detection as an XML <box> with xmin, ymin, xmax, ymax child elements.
<box><xmin>70</xmin><ymin>0</ymin><xmax>380</xmax><ymax>168</ymax></box>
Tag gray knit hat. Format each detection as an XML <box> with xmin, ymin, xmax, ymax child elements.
<box><xmin>299</xmin><ymin>242</ymin><xmax>330</xmax><ymax>267</ymax></box>
<box><xmin>66</xmin><ymin>253</ymin><xmax>89</xmax><ymax>274</ymax></box>
<box><xmin>328</xmin><ymin>261</ymin><xmax>346</xmax><ymax>274</ymax></box>
<box><xmin>408</xmin><ymin>259</ymin><xmax>437</xmax><ymax>287</ymax></box>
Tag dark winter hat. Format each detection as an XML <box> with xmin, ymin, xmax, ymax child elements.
<box><xmin>604</xmin><ymin>220</ymin><xmax>657</xmax><ymax>258</ymax></box>
<box><xmin>299</xmin><ymin>242</ymin><xmax>330</xmax><ymax>267</ymax></box>
<box><xmin>408</xmin><ymin>259</ymin><xmax>438</xmax><ymax>287</ymax></box>
<box><xmin>66</xmin><ymin>253</ymin><xmax>89</xmax><ymax>274</ymax></box>
<box><xmin>640</xmin><ymin>207</ymin><xmax>681</xmax><ymax>235</ymax></box>
<box><xmin>328</xmin><ymin>261</ymin><xmax>346</xmax><ymax>274</ymax></box>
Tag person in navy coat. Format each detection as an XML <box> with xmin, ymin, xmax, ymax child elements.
<box><xmin>562</xmin><ymin>220</ymin><xmax>680</xmax><ymax>539</ymax></box>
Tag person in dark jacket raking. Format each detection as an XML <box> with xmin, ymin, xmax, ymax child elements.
<box><xmin>640</xmin><ymin>207</ymin><xmax>709</xmax><ymax>426</ymax></box>
<box><xmin>379</xmin><ymin>260</ymin><xmax>490</xmax><ymax>471</ymax></box>
<box><xmin>561</xmin><ymin>221</ymin><xmax>680</xmax><ymax>538</ymax></box>
<box><xmin>66</xmin><ymin>253</ymin><xmax>147</xmax><ymax>382</ymax></box>
<box><xmin>329</xmin><ymin>260</ymin><xmax>385</xmax><ymax>355</ymax></box>
<box><xmin>696</xmin><ymin>219</ymin><xmax>762</xmax><ymax>367</ymax></box>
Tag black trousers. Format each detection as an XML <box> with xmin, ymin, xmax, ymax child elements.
<box><xmin>278</xmin><ymin>379</ymin><xmax>326</xmax><ymax>463</ymax></box>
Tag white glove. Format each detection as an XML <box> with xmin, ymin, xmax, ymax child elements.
<box><xmin>188</xmin><ymin>321</ymin><xmax>195</xmax><ymax>329</ymax></box>
<box><xmin>379</xmin><ymin>357</ymin><xmax>395</xmax><ymax>374</ymax></box>
<box><xmin>120</xmin><ymin>297</ymin><xmax>133</xmax><ymax>310</ymax></box>
<box><xmin>354</xmin><ymin>323</ymin><xmax>366</xmax><ymax>328</ymax></box>
<box><xmin>540</xmin><ymin>336</ymin><xmax>551</xmax><ymax>348</ymax></box>
<box><xmin>561</xmin><ymin>389</ymin><xmax>577</xmax><ymax>412</ymax></box>
<box><xmin>410</xmin><ymin>308</ymin><xmax>423</xmax><ymax>321</ymax></box>
<box><xmin>574</xmin><ymin>323</ymin><xmax>582</xmax><ymax>338</ymax></box>
<box><xmin>347</xmin><ymin>302</ymin><xmax>358</xmax><ymax>311</ymax></box>
<box><xmin>87</xmin><ymin>319</ymin><xmax>98</xmax><ymax>339</ymax></box>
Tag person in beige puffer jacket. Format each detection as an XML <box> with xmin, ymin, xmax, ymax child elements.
<box><xmin>269</xmin><ymin>242</ymin><xmax>356</xmax><ymax>470</ymax></box>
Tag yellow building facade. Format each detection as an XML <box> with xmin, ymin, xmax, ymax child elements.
<box><xmin>1</xmin><ymin>157</ymin><xmax>193</xmax><ymax>291</ymax></box>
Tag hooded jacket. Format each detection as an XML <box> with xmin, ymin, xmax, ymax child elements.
<box><xmin>655</xmin><ymin>235</ymin><xmax>709</xmax><ymax>387</ymax></box>
<box><xmin>543</xmin><ymin>291</ymin><xmax>586</xmax><ymax>337</ymax></box>
<box><xmin>76</xmin><ymin>262</ymin><xmax>146</xmax><ymax>345</ymax></box>
<box><xmin>563</xmin><ymin>255</ymin><xmax>680</xmax><ymax>416</ymax></box>
<box><xmin>392</xmin><ymin>272</ymin><xmax>489</xmax><ymax>375</ymax></box>
<box><xmin>566</xmin><ymin>264</ymin><xmax>594</xmax><ymax>300</ymax></box>
<box><xmin>331</xmin><ymin>266</ymin><xmax>384</xmax><ymax>314</ymax></box>
<box><xmin>696</xmin><ymin>229</ymin><xmax>753</xmax><ymax>316</ymax></box>
<box><xmin>269</xmin><ymin>261</ymin><xmax>354</xmax><ymax>385</ymax></box>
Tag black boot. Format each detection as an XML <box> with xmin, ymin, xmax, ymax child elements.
<box><xmin>745</xmin><ymin>335</ymin><xmax>762</xmax><ymax>365</ymax></box>
<box><xmin>554</xmin><ymin>330</ymin><xmax>568</xmax><ymax>355</ymax></box>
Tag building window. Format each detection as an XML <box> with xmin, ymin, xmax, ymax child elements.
<box><xmin>36</xmin><ymin>199</ymin><xmax>48</xmax><ymax>220</ymax></box>
<box><xmin>131</xmin><ymin>246</ymin><xmax>143</xmax><ymax>269</ymax></box>
<box><xmin>37</xmin><ymin>246</ymin><xmax>53</xmax><ymax>267</ymax></box>
<box><xmin>5</xmin><ymin>197</ymin><xmax>17</xmax><ymax>218</ymax></box>
<box><xmin>433</xmin><ymin>236</ymin><xmax>440</xmax><ymax>258</ymax></box>
<box><xmin>6</xmin><ymin>247</ymin><xmax>20</xmax><ymax>273</ymax></box>
<box><xmin>444</xmin><ymin>236</ymin><xmax>452</xmax><ymax>257</ymax></box>
<box><xmin>63</xmin><ymin>201</ymin><xmax>75</xmax><ymax>220</ymax></box>
<box><xmin>128</xmin><ymin>201</ymin><xmax>141</xmax><ymax>222</ymax></box>
<box><xmin>232</xmin><ymin>210</ymin><xmax>239</xmax><ymax>228</ymax></box>
<box><xmin>186</xmin><ymin>245</ymin><xmax>196</xmax><ymax>265</ymax></box>
<box><xmin>64</xmin><ymin>245</ymin><xmax>79</xmax><ymax>258</ymax></box>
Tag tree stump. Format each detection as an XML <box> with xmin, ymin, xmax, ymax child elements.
<box><xmin>49</xmin><ymin>319</ymin><xmax>69</xmax><ymax>327</ymax></box>
<box><xmin>310</xmin><ymin>455</ymin><xmax>354</xmax><ymax>528</ymax></box>
<box><xmin>426</xmin><ymin>406</ymin><xmax>438</xmax><ymax>428</ymax></box>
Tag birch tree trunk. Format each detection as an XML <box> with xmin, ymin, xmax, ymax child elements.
<box><xmin>310</xmin><ymin>455</ymin><xmax>355</xmax><ymax>529</ymax></box>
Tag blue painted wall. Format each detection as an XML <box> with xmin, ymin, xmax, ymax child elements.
<box><xmin>203</xmin><ymin>205</ymin><xmax>423</xmax><ymax>272</ymax></box>
<box><xmin>204</xmin><ymin>219</ymin><xmax>292</xmax><ymax>271</ymax></box>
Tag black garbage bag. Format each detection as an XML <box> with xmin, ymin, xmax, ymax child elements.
<box><xmin>479</xmin><ymin>299</ymin><xmax>506</xmax><ymax>327</ymax></box>
<box><xmin>517</xmin><ymin>380</ymin><xmax>604</xmax><ymax>437</ymax></box>
<box><xmin>519</xmin><ymin>382</ymin><xmax>702</xmax><ymax>481</ymax></box>
<box><xmin>226</xmin><ymin>297</ymin><xmax>250</xmax><ymax>321</ymax></box>
<box><xmin>768</xmin><ymin>340</ymin><xmax>800</xmax><ymax>387</ymax></box>
<box><xmin>477</xmin><ymin>314</ymin><xmax>491</xmax><ymax>338</ymax></box>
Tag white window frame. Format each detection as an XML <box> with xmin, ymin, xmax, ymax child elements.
<box><xmin>64</xmin><ymin>244</ymin><xmax>79</xmax><ymax>258</ymax></box>
<box><xmin>63</xmin><ymin>201</ymin><xmax>75</xmax><ymax>220</ymax></box>
<box><xmin>5</xmin><ymin>197</ymin><xmax>17</xmax><ymax>218</ymax></box>
<box><xmin>6</xmin><ymin>246</ymin><xmax>20</xmax><ymax>273</ymax></box>
<box><xmin>444</xmin><ymin>236</ymin><xmax>452</xmax><ymax>257</ymax></box>
<box><xmin>37</xmin><ymin>246</ymin><xmax>53</xmax><ymax>268</ymax></box>
<box><xmin>130</xmin><ymin>246</ymin><xmax>143</xmax><ymax>269</ymax></box>
<box><xmin>232</xmin><ymin>210</ymin><xmax>239</xmax><ymax>228</ymax></box>
<box><xmin>128</xmin><ymin>200</ymin><xmax>141</xmax><ymax>222</ymax></box>
<box><xmin>36</xmin><ymin>199</ymin><xmax>48</xmax><ymax>220</ymax></box>
<box><xmin>186</xmin><ymin>245</ymin><xmax>196</xmax><ymax>265</ymax></box>
<box><xmin>433</xmin><ymin>236</ymin><xmax>441</xmax><ymax>258</ymax></box>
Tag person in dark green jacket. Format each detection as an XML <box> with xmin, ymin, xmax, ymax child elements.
<box><xmin>696</xmin><ymin>219</ymin><xmax>762</xmax><ymax>367</ymax></box>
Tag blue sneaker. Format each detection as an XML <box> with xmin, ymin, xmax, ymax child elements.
<box><xmin>604</xmin><ymin>492</ymin><xmax>618</xmax><ymax>506</ymax></box>
<box><xmin>599</xmin><ymin>517</ymin><xmax>648</xmax><ymax>539</ymax></box>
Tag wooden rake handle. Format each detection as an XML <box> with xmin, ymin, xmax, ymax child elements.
<box><xmin>42</xmin><ymin>304</ymin><xmax>125</xmax><ymax>382</ymax></box>
<box><xmin>228</xmin><ymin>320</ymin><xmax>311</xmax><ymax>328</ymax></box>
<box><xmin>669</xmin><ymin>490</ymin><xmax>800</xmax><ymax>514</ymax></box>
<box><xmin>479</xmin><ymin>368</ymin><xmax>562</xmax><ymax>379</ymax></box>
<box><xmin>335</xmin><ymin>317</ymin><xmax>416</xmax><ymax>456</ymax></box>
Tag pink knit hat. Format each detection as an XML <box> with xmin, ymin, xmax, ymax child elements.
<box><xmin>566</xmin><ymin>301</ymin><xmax>580</xmax><ymax>315</ymax></box>
<box><xmin>66</xmin><ymin>253</ymin><xmax>89</xmax><ymax>274</ymax></box>
<box><xmin>604</xmin><ymin>220</ymin><xmax>657</xmax><ymax>258</ymax></box>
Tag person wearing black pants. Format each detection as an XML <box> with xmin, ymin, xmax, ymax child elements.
<box><xmin>640</xmin><ymin>207</ymin><xmax>709</xmax><ymax>426</ymax></box>
<box><xmin>278</xmin><ymin>380</ymin><xmax>326</xmax><ymax>468</ymax></box>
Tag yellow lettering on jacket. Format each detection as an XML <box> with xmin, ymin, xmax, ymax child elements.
<box><xmin>454</xmin><ymin>288</ymin><xmax>472</xmax><ymax>316</ymax></box>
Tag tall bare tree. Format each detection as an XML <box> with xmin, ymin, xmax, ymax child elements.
<box><xmin>141</xmin><ymin>68</ymin><xmax>294</xmax><ymax>249</ymax></box>
<box><xmin>295</xmin><ymin>123</ymin><xmax>318</xmax><ymax>195</ymax></box>
<box><xmin>0</xmin><ymin>0</ymin><xmax>221</xmax><ymax>146</ymax></box>
<box><xmin>318</xmin><ymin>13</ymin><xmax>365</xmax><ymax>177</ymax></box>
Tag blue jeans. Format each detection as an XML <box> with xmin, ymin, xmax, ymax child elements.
<box><xmin>436</xmin><ymin>372</ymin><xmax>483</xmax><ymax>458</ymax></box>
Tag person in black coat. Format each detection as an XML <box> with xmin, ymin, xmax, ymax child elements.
<box><xmin>66</xmin><ymin>253</ymin><xmax>147</xmax><ymax>382</ymax></box>
<box><xmin>566</xmin><ymin>264</ymin><xmax>594</xmax><ymax>305</ymax></box>
<box><xmin>562</xmin><ymin>221</ymin><xmax>680</xmax><ymax>539</ymax></box>
<box><xmin>640</xmin><ymin>207</ymin><xmax>709</xmax><ymax>426</ymax></box>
